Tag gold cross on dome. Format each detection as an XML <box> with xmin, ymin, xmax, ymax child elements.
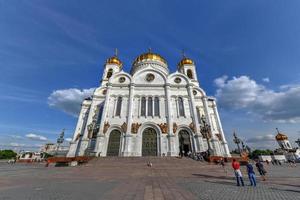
<box><xmin>114</xmin><ymin>48</ymin><xmax>118</xmax><ymax>57</ymax></box>
<box><xmin>181</xmin><ymin>49</ymin><xmax>186</xmax><ymax>58</ymax></box>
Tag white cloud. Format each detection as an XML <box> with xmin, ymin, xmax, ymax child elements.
<box><xmin>9</xmin><ymin>142</ymin><xmax>26</xmax><ymax>147</ymax></box>
<box><xmin>214</xmin><ymin>75</ymin><xmax>228</xmax><ymax>88</ymax></box>
<box><xmin>48</xmin><ymin>88</ymin><xmax>95</xmax><ymax>116</ymax></box>
<box><xmin>246</xmin><ymin>134</ymin><xmax>275</xmax><ymax>143</ymax></box>
<box><xmin>245</xmin><ymin>134</ymin><xmax>278</xmax><ymax>149</ymax></box>
<box><xmin>65</xmin><ymin>138</ymin><xmax>72</xmax><ymax>142</ymax></box>
<box><xmin>215</xmin><ymin>75</ymin><xmax>300</xmax><ymax>123</ymax></box>
<box><xmin>262</xmin><ymin>77</ymin><xmax>270</xmax><ymax>83</ymax></box>
<box><xmin>26</xmin><ymin>133</ymin><xmax>47</xmax><ymax>141</ymax></box>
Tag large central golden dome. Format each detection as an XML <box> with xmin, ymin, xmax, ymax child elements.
<box><xmin>133</xmin><ymin>52</ymin><xmax>167</xmax><ymax>66</ymax></box>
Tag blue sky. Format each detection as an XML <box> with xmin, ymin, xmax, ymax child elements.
<box><xmin>1</xmin><ymin>0</ymin><xmax>300</xmax><ymax>151</ymax></box>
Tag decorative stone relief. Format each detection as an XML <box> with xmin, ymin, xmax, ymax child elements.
<box><xmin>215</xmin><ymin>133</ymin><xmax>222</xmax><ymax>141</ymax></box>
<box><xmin>87</xmin><ymin>123</ymin><xmax>93</xmax><ymax>138</ymax></box>
<box><xmin>131</xmin><ymin>123</ymin><xmax>142</xmax><ymax>134</ymax></box>
<box><xmin>189</xmin><ymin>122</ymin><xmax>195</xmax><ymax>133</ymax></box>
<box><xmin>121</xmin><ymin>122</ymin><xmax>127</xmax><ymax>133</ymax></box>
<box><xmin>103</xmin><ymin>122</ymin><xmax>110</xmax><ymax>134</ymax></box>
<box><xmin>173</xmin><ymin>122</ymin><xmax>178</xmax><ymax>134</ymax></box>
<box><xmin>146</xmin><ymin>73</ymin><xmax>155</xmax><ymax>82</ymax></box>
<box><xmin>119</xmin><ymin>77</ymin><xmax>125</xmax><ymax>83</ymax></box>
<box><xmin>158</xmin><ymin>123</ymin><xmax>168</xmax><ymax>134</ymax></box>
<box><xmin>174</xmin><ymin>77</ymin><xmax>181</xmax><ymax>83</ymax></box>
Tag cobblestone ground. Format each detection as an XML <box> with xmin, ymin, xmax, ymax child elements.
<box><xmin>0</xmin><ymin>158</ymin><xmax>299</xmax><ymax>200</ymax></box>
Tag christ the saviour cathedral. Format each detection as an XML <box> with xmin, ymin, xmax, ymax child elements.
<box><xmin>67</xmin><ymin>50</ymin><xmax>231</xmax><ymax>158</ymax></box>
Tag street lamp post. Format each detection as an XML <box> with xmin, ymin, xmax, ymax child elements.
<box><xmin>200</xmin><ymin>115</ymin><xmax>213</xmax><ymax>157</ymax></box>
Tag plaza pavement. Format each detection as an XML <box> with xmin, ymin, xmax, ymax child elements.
<box><xmin>0</xmin><ymin>157</ymin><xmax>299</xmax><ymax>200</ymax></box>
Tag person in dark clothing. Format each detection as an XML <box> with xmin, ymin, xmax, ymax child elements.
<box><xmin>246</xmin><ymin>162</ymin><xmax>256</xmax><ymax>186</ymax></box>
<box><xmin>255</xmin><ymin>160</ymin><xmax>266</xmax><ymax>181</ymax></box>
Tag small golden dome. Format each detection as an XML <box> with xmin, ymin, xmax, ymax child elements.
<box><xmin>178</xmin><ymin>57</ymin><xmax>194</xmax><ymax>67</ymax></box>
<box><xmin>133</xmin><ymin>52</ymin><xmax>167</xmax><ymax>66</ymax></box>
<box><xmin>106</xmin><ymin>56</ymin><xmax>122</xmax><ymax>67</ymax></box>
<box><xmin>275</xmin><ymin>133</ymin><xmax>288</xmax><ymax>141</ymax></box>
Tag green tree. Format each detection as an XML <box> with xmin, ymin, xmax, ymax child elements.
<box><xmin>249</xmin><ymin>149</ymin><xmax>273</xmax><ymax>159</ymax></box>
<box><xmin>0</xmin><ymin>150</ymin><xmax>17</xmax><ymax>159</ymax></box>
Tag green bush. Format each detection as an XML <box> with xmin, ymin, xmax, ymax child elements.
<box><xmin>0</xmin><ymin>150</ymin><xmax>17</xmax><ymax>159</ymax></box>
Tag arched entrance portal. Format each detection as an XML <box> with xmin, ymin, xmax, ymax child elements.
<box><xmin>107</xmin><ymin>130</ymin><xmax>121</xmax><ymax>156</ymax></box>
<box><xmin>178</xmin><ymin>130</ymin><xmax>192</xmax><ymax>156</ymax></box>
<box><xmin>142</xmin><ymin>128</ymin><xmax>157</xmax><ymax>156</ymax></box>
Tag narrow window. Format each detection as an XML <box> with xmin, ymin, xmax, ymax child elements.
<box><xmin>178</xmin><ymin>97</ymin><xmax>185</xmax><ymax>116</ymax></box>
<box><xmin>115</xmin><ymin>97</ymin><xmax>122</xmax><ymax>116</ymax></box>
<box><xmin>154</xmin><ymin>97</ymin><xmax>160</xmax><ymax>116</ymax></box>
<box><xmin>187</xmin><ymin>69</ymin><xmax>193</xmax><ymax>79</ymax></box>
<box><xmin>106</xmin><ymin>69</ymin><xmax>113</xmax><ymax>79</ymax></box>
<box><xmin>148</xmin><ymin>97</ymin><xmax>153</xmax><ymax>116</ymax></box>
<box><xmin>141</xmin><ymin>97</ymin><xmax>146</xmax><ymax>116</ymax></box>
<box><xmin>197</xmin><ymin>107</ymin><xmax>201</xmax><ymax>124</ymax></box>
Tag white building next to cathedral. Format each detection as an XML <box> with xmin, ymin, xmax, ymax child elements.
<box><xmin>67</xmin><ymin>50</ymin><xmax>231</xmax><ymax>157</ymax></box>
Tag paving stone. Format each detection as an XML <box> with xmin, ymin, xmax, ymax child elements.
<box><xmin>0</xmin><ymin>158</ymin><xmax>299</xmax><ymax>200</ymax></box>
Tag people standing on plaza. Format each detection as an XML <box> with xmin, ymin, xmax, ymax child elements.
<box><xmin>232</xmin><ymin>159</ymin><xmax>244</xmax><ymax>186</ymax></box>
<box><xmin>220</xmin><ymin>158</ymin><xmax>227</xmax><ymax>175</ymax></box>
<box><xmin>246</xmin><ymin>162</ymin><xmax>256</xmax><ymax>186</ymax></box>
<box><xmin>255</xmin><ymin>160</ymin><xmax>266</xmax><ymax>181</ymax></box>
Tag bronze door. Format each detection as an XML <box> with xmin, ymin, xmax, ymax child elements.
<box><xmin>107</xmin><ymin>130</ymin><xmax>121</xmax><ymax>156</ymax></box>
<box><xmin>178</xmin><ymin>130</ymin><xmax>191</xmax><ymax>156</ymax></box>
<box><xmin>142</xmin><ymin>128</ymin><xmax>157</xmax><ymax>156</ymax></box>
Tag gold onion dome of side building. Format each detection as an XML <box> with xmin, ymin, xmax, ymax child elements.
<box><xmin>133</xmin><ymin>52</ymin><xmax>167</xmax><ymax>66</ymax></box>
<box><xmin>106</xmin><ymin>56</ymin><xmax>123</xmax><ymax>67</ymax></box>
<box><xmin>178</xmin><ymin>57</ymin><xmax>195</xmax><ymax>68</ymax></box>
<box><xmin>275</xmin><ymin>132</ymin><xmax>288</xmax><ymax>141</ymax></box>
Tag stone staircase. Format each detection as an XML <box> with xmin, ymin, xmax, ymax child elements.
<box><xmin>87</xmin><ymin>156</ymin><xmax>206</xmax><ymax>169</ymax></box>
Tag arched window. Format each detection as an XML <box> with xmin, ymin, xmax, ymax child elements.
<box><xmin>178</xmin><ymin>97</ymin><xmax>185</xmax><ymax>116</ymax></box>
<box><xmin>148</xmin><ymin>97</ymin><xmax>153</xmax><ymax>116</ymax></box>
<box><xmin>106</xmin><ymin>69</ymin><xmax>113</xmax><ymax>79</ymax></box>
<box><xmin>187</xmin><ymin>69</ymin><xmax>193</xmax><ymax>79</ymax></box>
<box><xmin>141</xmin><ymin>97</ymin><xmax>146</xmax><ymax>116</ymax></box>
<box><xmin>154</xmin><ymin>97</ymin><xmax>160</xmax><ymax>116</ymax></box>
<box><xmin>115</xmin><ymin>97</ymin><xmax>122</xmax><ymax>116</ymax></box>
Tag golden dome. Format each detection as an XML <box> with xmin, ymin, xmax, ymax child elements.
<box><xmin>106</xmin><ymin>56</ymin><xmax>122</xmax><ymax>67</ymax></box>
<box><xmin>275</xmin><ymin>133</ymin><xmax>288</xmax><ymax>141</ymax></box>
<box><xmin>178</xmin><ymin>57</ymin><xmax>194</xmax><ymax>67</ymax></box>
<box><xmin>133</xmin><ymin>52</ymin><xmax>167</xmax><ymax>65</ymax></box>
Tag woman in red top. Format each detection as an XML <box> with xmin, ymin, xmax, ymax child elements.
<box><xmin>232</xmin><ymin>159</ymin><xmax>245</xmax><ymax>186</ymax></box>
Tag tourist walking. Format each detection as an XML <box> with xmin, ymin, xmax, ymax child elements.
<box><xmin>255</xmin><ymin>160</ymin><xmax>266</xmax><ymax>181</ymax></box>
<box><xmin>246</xmin><ymin>162</ymin><xmax>256</xmax><ymax>186</ymax></box>
<box><xmin>232</xmin><ymin>159</ymin><xmax>244</xmax><ymax>186</ymax></box>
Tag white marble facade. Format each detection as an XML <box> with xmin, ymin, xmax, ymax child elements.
<box><xmin>67</xmin><ymin>51</ymin><xmax>231</xmax><ymax>157</ymax></box>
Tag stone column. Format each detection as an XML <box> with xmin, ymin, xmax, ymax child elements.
<box><xmin>95</xmin><ymin>84</ymin><xmax>112</xmax><ymax>156</ymax></box>
<box><xmin>202</xmin><ymin>96</ymin><xmax>219</xmax><ymax>155</ymax></box>
<box><xmin>165</xmin><ymin>83</ymin><xmax>176</xmax><ymax>156</ymax></box>
<box><xmin>186</xmin><ymin>84</ymin><xmax>201</xmax><ymax>152</ymax></box>
<box><xmin>212</xmin><ymin>102</ymin><xmax>231</xmax><ymax>157</ymax></box>
<box><xmin>123</xmin><ymin>83</ymin><xmax>135</xmax><ymax>156</ymax></box>
<box><xmin>67</xmin><ymin>102</ymin><xmax>91</xmax><ymax>157</ymax></box>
